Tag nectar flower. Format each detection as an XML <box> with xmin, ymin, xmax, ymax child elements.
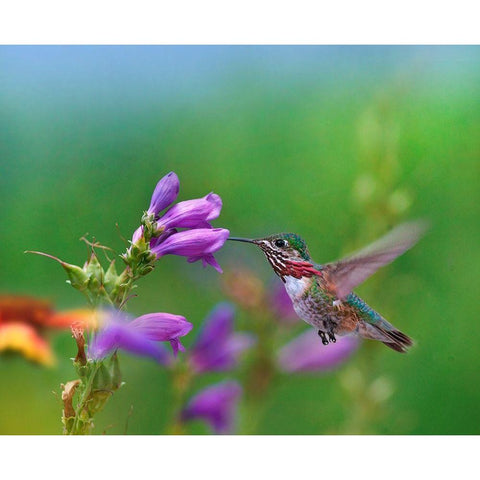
<box><xmin>151</xmin><ymin>228</ymin><xmax>229</xmax><ymax>273</ymax></box>
<box><xmin>148</xmin><ymin>171</ymin><xmax>180</xmax><ymax>216</ymax></box>
<box><xmin>89</xmin><ymin>310</ymin><xmax>192</xmax><ymax>364</ymax></box>
<box><xmin>181</xmin><ymin>381</ymin><xmax>242</xmax><ymax>434</ymax></box>
<box><xmin>190</xmin><ymin>303</ymin><xmax>255</xmax><ymax>373</ymax></box>
<box><xmin>277</xmin><ymin>329</ymin><xmax>359</xmax><ymax>373</ymax></box>
<box><xmin>157</xmin><ymin>193</ymin><xmax>222</xmax><ymax>230</ymax></box>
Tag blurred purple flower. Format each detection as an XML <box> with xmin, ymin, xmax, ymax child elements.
<box><xmin>148</xmin><ymin>171</ymin><xmax>180</xmax><ymax>216</ymax></box>
<box><xmin>157</xmin><ymin>193</ymin><xmax>222</xmax><ymax>230</ymax></box>
<box><xmin>181</xmin><ymin>381</ymin><xmax>242</xmax><ymax>434</ymax></box>
<box><xmin>89</xmin><ymin>310</ymin><xmax>193</xmax><ymax>364</ymax></box>
<box><xmin>130</xmin><ymin>313</ymin><xmax>193</xmax><ymax>356</ymax></box>
<box><xmin>151</xmin><ymin>228</ymin><xmax>229</xmax><ymax>273</ymax></box>
<box><xmin>269</xmin><ymin>281</ymin><xmax>298</xmax><ymax>324</ymax></box>
<box><xmin>277</xmin><ymin>329</ymin><xmax>359</xmax><ymax>373</ymax></box>
<box><xmin>190</xmin><ymin>303</ymin><xmax>255</xmax><ymax>374</ymax></box>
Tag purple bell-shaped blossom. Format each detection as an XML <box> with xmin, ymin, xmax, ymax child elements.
<box><xmin>89</xmin><ymin>310</ymin><xmax>193</xmax><ymax>364</ymax></box>
<box><xmin>157</xmin><ymin>193</ymin><xmax>222</xmax><ymax>230</ymax></box>
<box><xmin>189</xmin><ymin>303</ymin><xmax>255</xmax><ymax>374</ymax></box>
<box><xmin>151</xmin><ymin>228</ymin><xmax>230</xmax><ymax>273</ymax></box>
<box><xmin>181</xmin><ymin>381</ymin><xmax>242</xmax><ymax>434</ymax></box>
<box><xmin>131</xmin><ymin>172</ymin><xmax>228</xmax><ymax>272</ymax></box>
<box><xmin>147</xmin><ymin>171</ymin><xmax>180</xmax><ymax>216</ymax></box>
<box><xmin>277</xmin><ymin>329</ymin><xmax>359</xmax><ymax>373</ymax></box>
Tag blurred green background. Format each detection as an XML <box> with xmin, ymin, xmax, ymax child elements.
<box><xmin>0</xmin><ymin>46</ymin><xmax>479</xmax><ymax>434</ymax></box>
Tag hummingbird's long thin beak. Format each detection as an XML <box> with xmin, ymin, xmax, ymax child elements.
<box><xmin>228</xmin><ymin>237</ymin><xmax>256</xmax><ymax>244</ymax></box>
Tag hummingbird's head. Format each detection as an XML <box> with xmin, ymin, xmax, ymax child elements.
<box><xmin>228</xmin><ymin>233</ymin><xmax>317</xmax><ymax>281</ymax></box>
<box><xmin>256</xmin><ymin>233</ymin><xmax>311</xmax><ymax>262</ymax></box>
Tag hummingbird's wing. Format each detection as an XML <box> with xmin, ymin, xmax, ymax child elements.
<box><xmin>322</xmin><ymin>220</ymin><xmax>428</xmax><ymax>300</ymax></box>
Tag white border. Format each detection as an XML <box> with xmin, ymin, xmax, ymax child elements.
<box><xmin>0</xmin><ymin>0</ymin><xmax>479</xmax><ymax>44</ymax></box>
<box><xmin>0</xmin><ymin>435</ymin><xmax>477</xmax><ymax>478</ymax></box>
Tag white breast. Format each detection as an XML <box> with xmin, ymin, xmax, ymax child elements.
<box><xmin>284</xmin><ymin>276</ymin><xmax>310</xmax><ymax>299</ymax></box>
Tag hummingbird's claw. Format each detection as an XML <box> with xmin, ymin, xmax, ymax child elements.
<box><xmin>328</xmin><ymin>330</ymin><xmax>337</xmax><ymax>343</ymax></box>
<box><xmin>318</xmin><ymin>330</ymin><xmax>330</xmax><ymax>345</ymax></box>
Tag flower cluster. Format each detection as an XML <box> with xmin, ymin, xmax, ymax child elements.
<box><xmin>176</xmin><ymin>303</ymin><xmax>254</xmax><ymax>434</ymax></box>
<box><xmin>128</xmin><ymin>172</ymin><xmax>229</xmax><ymax>273</ymax></box>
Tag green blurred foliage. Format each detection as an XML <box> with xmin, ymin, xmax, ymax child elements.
<box><xmin>0</xmin><ymin>46</ymin><xmax>479</xmax><ymax>434</ymax></box>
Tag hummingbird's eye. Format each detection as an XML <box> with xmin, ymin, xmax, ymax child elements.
<box><xmin>274</xmin><ymin>239</ymin><xmax>286</xmax><ymax>248</ymax></box>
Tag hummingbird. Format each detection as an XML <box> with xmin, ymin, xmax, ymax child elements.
<box><xmin>228</xmin><ymin>221</ymin><xmax>427</xmax><ymax>352</ymax></box>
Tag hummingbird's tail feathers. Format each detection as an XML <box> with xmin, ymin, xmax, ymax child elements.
<box><xmin>358</xmin><ymin>321</ymin><xmax>413</xmax><ymax>353</ymax></box>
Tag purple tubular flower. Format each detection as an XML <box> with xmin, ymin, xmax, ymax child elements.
<box><xmin>157</xmin><ymin>193</ymin><xmax>222</xmax><ymax>230</ymax></box>
<box><xmin>151</xmin><ymin>228</ymin><xmax>230</xmax><ymax>273</ymax></box>
<box><xmin>88</xmin><ymin>311</ymin><xmax>192</xmax><ymax>364</ymax></box>
<box><xmin>148</xmin><ymin>172</ymin><xmax>180</xmax><ymax>216</ymax></box>
<box><xmin>277</xmin><ymin>329</ymin><xmax>359</xmax><ymax>373</ymax></box>
<box><xmin>190</xmin><ymin>303</ymin><xmax>255</xmax><ymax>373</ymax></box>
<box><xmin>181</xmin><ymin>381</ymin><xmax>242</xmax><ymax>434</ymax></box>
<box><xmin>131</xmin><ymin>313</ymin><xmax>193</xmax><ymax>356</ymax></box>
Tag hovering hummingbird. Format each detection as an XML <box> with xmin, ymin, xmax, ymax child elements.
<box><xmin>228</xmin><ymin>221</ymin><xmax>427</xmax><ymax>352</ymax></box>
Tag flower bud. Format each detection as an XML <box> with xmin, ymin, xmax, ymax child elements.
<box><xmin>103</xmin><ymin>260</ymin><xmax>118</xmax><ymax>295</ymax></box>
<box><xmin>63</xmin><ymin>262</ymin><xmax>90</xmax><ymax>292</ymax></box>
<box><xmin>85</xmin><ymin>253</ymin><xmax>104</xmax><ymax>290</ymax></box>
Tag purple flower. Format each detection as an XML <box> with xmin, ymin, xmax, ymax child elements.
<box><xmin>131</xmin><ymin>226</ymin><xmax>144</xmax><ymax>244</ymax></box>
<box><xmin>157</xmin><ymin>193</ymin><xmax>222</xmax><ymax>230</ymax></box>
<box><xmin>189</xmin><ymin>303</ymin><xmax>255</xmax><ymax>374</ymax></box>
<box><xmin>89</xmin><ymin>310</ymin><xmax>193</xmax><ymax>364</ymax></box>
<box><xmin>148</xmin><ymin>172</ymin><xmax>180</xmax><ymax>216</ymax></box>
<box><xmin>151</xmin><ymin>228</ymin><xmax>229</xmax><ymax>273</ymax></box>
<box><xmin>181</xmin><ymin>381</ymin><xmax>242</xmax><ymax>434</ymax></box>
<box><xmin>277</xmin><ymin>329</ymin><xmax>359</xmax><ymax>373</ymax></box>
<box><xmin>269</xmin><ymin>282</ymin><xmax>299</xmax><ymax>324</ymax></box>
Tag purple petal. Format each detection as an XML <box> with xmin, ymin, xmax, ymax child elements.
<box><xmin>201</xmin><ymin>254</ymin><xmax>223</xmax><ymax>273</ymax></box>
<box><xmin>193</xmin><ymin>303</ymin><xmax>235</xmax><ymax>352</ymax></box>
<box><xmin>148</xmin><ymin>172</ymin><xmax>180</xmax><ymax>216</ymax></box>
<box><xmin>181</xmin><ymin>381</ymin><xmax>242</xmax><ymax>434</ymax></box>
<box><xmin>150</xmin><ymin>228</ymin><xmax>178</xmax><ymax>250</ymax></box>
<box><xmin>277</xmin><ymin>329</ymin><xmax>359</xmax><ymax>373</ymax></box>
<box><xmin>151</xmin><ymin>228</ymin><xmax>229</xmax><ymax>272</ymax></box>
<box><xmin>89</xmin><ymin>321</ymin><xmax>170</xmax><ymax>365</ymax></box>
<box><xmin>269</xmin><ymin>282</ymin><xmax>299</xmax><ymax>324</ymax></box>
<box><xmin>192</xmin><ymin>333</ymin><xmax>255</xmax><ymax>373</ymax></box>
<box><xmin>190</xmin><ymin>303</ymin><xmax>255</xmax><ymax>373</ymax></box>
<box><xmin>130</xmin><ymin>313</ymin><xmax>193</xmax><ymax>356</ymax></box>
<box><xmin>131</xmin><ymin>226</ymin><xmax>144</xmax><ymax>244</ymax></box>
<box><xmin>157</xmin><ymin>193</ymin><xmax>222</xmax><ymax>230</ymax></box>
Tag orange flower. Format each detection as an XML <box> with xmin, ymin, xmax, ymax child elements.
<box><xmin>0</xmin><ymin>295</ymin><xmax>96</xmax><ymax>366</ymax></box>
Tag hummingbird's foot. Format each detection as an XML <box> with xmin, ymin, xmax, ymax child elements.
<box><xmin>318</xmin><ymin>330</ymin><xmax>329</xmax><ymax>346</ymax></box>
<box><xmin>328</xmin><ymin>330</ymin><xmax>337</xmax><ymax>343</ymax></box>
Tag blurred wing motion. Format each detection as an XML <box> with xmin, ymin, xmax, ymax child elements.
<box><xmin>323</xmin><ymin>220</ymin><xmax>429</xmax><ymax>300</ymax></box>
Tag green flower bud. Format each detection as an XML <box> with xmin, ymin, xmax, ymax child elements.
<box><xmin>104</xmin><ymin>260</ymin><xmax>118</xmax><ymax>294</ymax></box>
<box><xmin>109</xmin><ymin>352</ymin><xmax>123</xmax><ymax>390</ymax></box>
<box><xmin>85</xmin><ymin>253</ymin><xmax>104</xmax><ymax>286</ymax></box>
<box><xmin>92</xmin><ymin>362</ymin><xmax>113</xmax><ymax>391</ymax></box>
<box><xmin>63</xmin><ymin>262</ymin><xmax>90</xmax><ymax>292</ymax></box>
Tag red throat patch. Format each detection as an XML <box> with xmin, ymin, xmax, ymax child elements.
<box><xmin>282</xmin><ymin>260</ymin><xmax>323</xmax><ymax>279</ymax></box>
